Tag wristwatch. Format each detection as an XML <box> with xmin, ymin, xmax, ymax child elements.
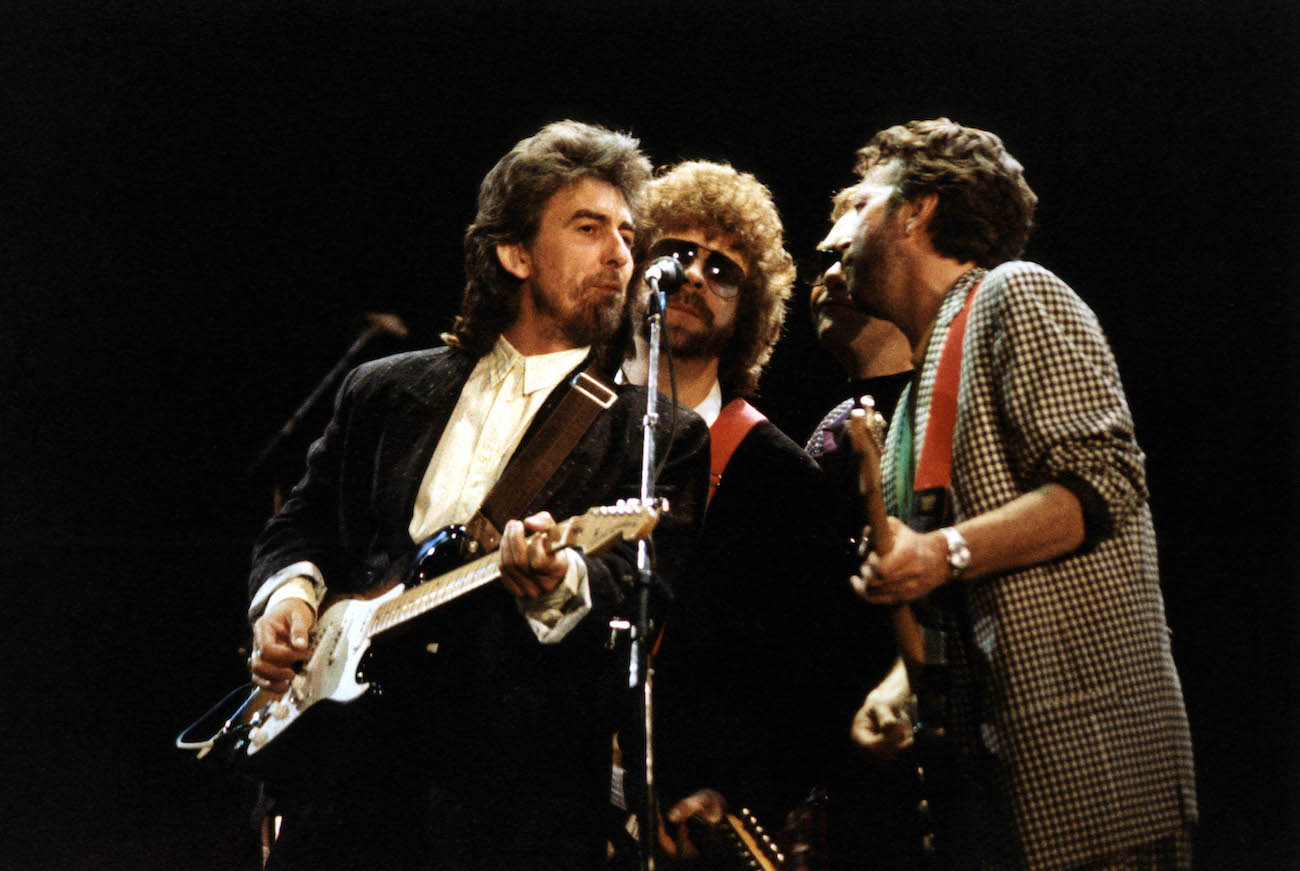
<box><xmin>939</xmin><ymin>526</ymin><xmax>971</xmax><ymax>581</ymax></box>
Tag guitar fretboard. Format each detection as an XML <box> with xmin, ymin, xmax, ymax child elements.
<box><xmin>366</xmin><ymin>553</ymin><xmax>503</xmax><ymax>638</ymax></box>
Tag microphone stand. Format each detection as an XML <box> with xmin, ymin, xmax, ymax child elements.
<box><xmin>249</xmin><ymin>313</ymin><xmax>408</xmax><ymax>508</ymax></box>
<box><xmin>631</xmin><ymin>278</ymin><xmax>669</xmax><ymax>871</ymax></box>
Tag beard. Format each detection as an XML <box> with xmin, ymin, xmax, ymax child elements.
<box><xmin>531</xmin><ymin>271</ymin><xmax>627</xmax><ymax>348</ymax></box>
<box><xmin>843</xmin><ymin>234</ymin><xmax>897</xmax><ymax>321</ymax></box>
<box><xmin>638</xmin><ymin>288</ymin><xmax>733</xmax><ymax>360</ymax></box>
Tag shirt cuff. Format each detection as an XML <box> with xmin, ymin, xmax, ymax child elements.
<box><xmin>249</xmin><ymin>561</ymin><xmax>325</xmax><ymax>620</ymax></box>
<box><xmin>517</xmin><ymin>553</ymin><xmax>592</xmax><ymax>644</ymax></box>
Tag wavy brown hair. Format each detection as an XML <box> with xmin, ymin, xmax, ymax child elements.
<box><xmin>856</xmin><ymin>118</ymin><xmax>1038</xmax><ymax>267</ymax></box>
<box><xmin>442</xmin><ymin>120</ymin><xmax>652</xmax><ymax>355</ymax></box>
<box><xmin>635</xmin><ymin>161</ymin><xmax>796</xmax><ymax>399</ymax></box>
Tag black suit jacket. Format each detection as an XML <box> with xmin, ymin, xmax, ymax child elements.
<box><xmin>653</xmin><ymin>418</ymin><xmax>892</xmax><ymax>827</ymax></box>
<box><xmin>250</xmin><ymin>346</ymin><xmax>709</xmax><ymax>870</ymax></box>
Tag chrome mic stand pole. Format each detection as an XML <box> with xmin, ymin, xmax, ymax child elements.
<box><xmin>631</xmin><ymin>277</ymin><xmax>668</xmax><ymax>871</ymax></box>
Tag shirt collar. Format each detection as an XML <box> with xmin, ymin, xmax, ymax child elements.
<box><xmin>694</xmin><ymin>379</ymin><xmax>724</xmax><ymax>427</ymax></box>
<box><xmin>490</xmin><ymin>336</ymin><xmax>590</xmax><ymax>395</ymax></box>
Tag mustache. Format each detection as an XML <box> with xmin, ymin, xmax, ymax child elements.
<box><xmin>585</xmin><ymin>270</ymin><xmax>628</xmax><ymax>291</ymax></box>
<box><xmin>667</xmin><ymin>290</ymin><xmax>714</xmax><ymax>328</ymax></box>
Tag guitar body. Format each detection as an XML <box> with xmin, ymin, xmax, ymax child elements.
<box><xmin>178</xmin><ymin>501</ymin><xmax>665</xmax><ymax>776</ymax></box>
<box><xmin>189</xmin><ymin>526</ymin><xmax>475</xmax><ymax>776</ymax></box>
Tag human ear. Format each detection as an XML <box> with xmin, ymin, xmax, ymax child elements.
<box><xmin>904</xmin><ymin>194</ymin><xmax>940</xmax><ymax>236</ymax></box>
<box><xmin>496</xmin><ymin>241</ymin><xmax>531</xmax><ymax>280</ymax></box>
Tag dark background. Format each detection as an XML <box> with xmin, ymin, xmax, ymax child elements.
<box><xmin>3</xmin><ymin>1</ymin><xmax>1297</xmax><ymax>868</ymax></box>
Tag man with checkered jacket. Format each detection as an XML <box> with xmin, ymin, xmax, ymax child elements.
<box><xmin>821</xmin><ymin>119</ymin><xmax>1196</xmax><ymax>870</ymax></box>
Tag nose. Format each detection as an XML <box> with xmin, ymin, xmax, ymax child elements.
<box><xmin>606</xmin><ymin>230</ymin><xmax>632</xmax><ymax>269</ymax></box>
<box><xmin>683</xmin><ymin>255</ymin><xmax>707</xmax><ymax>288</ymax></box>
<box><xmin>820</xmin><ymin>209</ymin><xmax>857</xmax><ymax>256</ymax></box>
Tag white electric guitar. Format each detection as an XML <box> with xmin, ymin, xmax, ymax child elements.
<box><xmin>177</xmin><ymin>500</ymin><xmax>664</xmax><ymax>767</ymax></box>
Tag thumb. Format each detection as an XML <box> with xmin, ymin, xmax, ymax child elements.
<box><xmin>288</xmin><ymin>605</ymin><xmax>313</xmax><ymax>649</ymax></box>
<box><xmin>523</xmin><ymin>510</ymin><xmax>556</xmax><ymax>533</ymax></box>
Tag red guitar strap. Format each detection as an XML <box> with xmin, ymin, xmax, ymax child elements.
<box><xmin>708</xmin><ymin>397</ymin><xmax>766</xmax><ymax>506</ymax></box>
<box><xmin>914</xmin><ymin>281</ymin><xmax>981</xmax><ymax>491</ymax></box>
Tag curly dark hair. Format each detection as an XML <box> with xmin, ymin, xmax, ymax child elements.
<box><xmin>442</xmin><ymin>120</ymin><xmax>652</xmax><ymax>355</ymax></box>
<box><xmin>855</xmin><ymin>118</ymin><xmax>1038</xmax><ymax>267</ymax></box>
<box><xmin>635</xmin><ymin>161</ymin><xmax>796</xmax><ymax>399</ymax></box>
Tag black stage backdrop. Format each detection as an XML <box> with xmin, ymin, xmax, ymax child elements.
<box><xmin>3</xmin><ymin>2</ymin><xmax>1296</xmax><ymax>868</ymax></box>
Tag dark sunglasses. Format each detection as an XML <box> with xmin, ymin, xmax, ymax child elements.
<box><xmin>647</xmin><ymin>238</ymin><xmax>747</xmax><ymax>300</ymax></box>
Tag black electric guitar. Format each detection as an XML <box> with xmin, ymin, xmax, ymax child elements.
<box><xmin>177</xmin><ymin>500</ymin><xmax>663</xmax><ymax>770</ymax></box>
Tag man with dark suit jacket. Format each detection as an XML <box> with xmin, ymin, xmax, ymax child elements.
<box><xmin>620</xmin><ymin>161</ymin><xmax>874</xmax><ymax>863</ymax></box>
<box><xmin>245</xmin><ymin>120</ymin><xmax>709</xmax><ymax>870</ymax></box>
<box><xmin>799</xmin><ymin>184</ymin><xmax>923</xmax><ymax>871</ymax></box>
<box><xmin>829</xmin><ymin>118</ymin><xmax>1197</xmax><ymax>870</ymax></box>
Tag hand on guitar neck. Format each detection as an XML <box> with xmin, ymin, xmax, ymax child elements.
<box><xmin>851</xmin><ymin>517</ymin><xmax>952</xmax><ymax>606</ymax></box>
<box><xmin>498</xmin><ymin>510</ymin><xmax>571</xmax><ymax>598</ymax></box>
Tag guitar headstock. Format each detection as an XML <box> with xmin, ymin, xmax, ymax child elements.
<box><xmin>844</xmin><ymin>394</ymin><xmax>887</xmax><ymax>469</ymax></box>
<box><xmin>549</xmin><ymin>499</ymin><xmax>665</xmax><ymax>557</ymax></box>
<box><xmin>843</xmin><ymin>395</ymin><xmax>893</xmax><ymax>553</ymax></box>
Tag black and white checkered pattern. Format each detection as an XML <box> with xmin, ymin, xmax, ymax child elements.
<box><xmin>883</xmin><ymin>263</ymin><xmax>1197</xmax><ymax>870</ymax></box>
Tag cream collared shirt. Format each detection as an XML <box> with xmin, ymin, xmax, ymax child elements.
<box><xmin>253</xmin><ymin>337</ymin><xmax>594</xmax><ymax>643</ymax></box>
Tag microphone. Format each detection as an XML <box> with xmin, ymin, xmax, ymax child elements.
<box><xmin>643</xmin><ymin>256</ymin><xmax>686</xmax><ymax>295</ymax></box>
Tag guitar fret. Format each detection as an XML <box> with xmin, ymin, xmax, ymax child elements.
<box><xmin>362</xmin><ymin>504</ymin><xmax>654</xmax><ymax>642</ymax></box>
<box><xmin>368</xmin><ymin>558</ymin><xmax>502</xmax><ymax>639</ymax></box>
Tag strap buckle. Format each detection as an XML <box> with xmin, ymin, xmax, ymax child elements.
<box><xmin>573</xmin><ymin>371</ymin><xmax>617</xmax><ymax>409</ymax></box>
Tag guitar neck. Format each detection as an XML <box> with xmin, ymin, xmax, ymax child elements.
<box><xmin>848</xmin><ymin>403</ymin><xmax>924</xmax><ymax>666</ymax></box>
<box><xmin>866</xmin><ymin>486</ymin><xmax>925</xmax><ymax>665</ymax></box>
<box><xmin>367</xmin><ymin>550</ymin><xmax>504</xmax><ymax>638</ymax></box>
<box><xmin>361</xmin><ymin>504</ymin><xmax>658</xmax><ymax>643</ymax></box>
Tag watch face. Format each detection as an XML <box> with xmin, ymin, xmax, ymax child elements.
<box><xmin>943</xmin><ymin>527</ymin><xmax>971</xmax><ymax>574</ymax></box>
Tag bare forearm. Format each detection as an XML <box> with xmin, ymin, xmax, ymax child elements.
<box><xmin>955</xmin><ymin>483</ymin><xmax>1085</xmax><ymax>580</ymax></box>
<box><xmin>857</xmin><ymin>484</ymin><xmax>1086</xmax><ymax>605</ymax></box>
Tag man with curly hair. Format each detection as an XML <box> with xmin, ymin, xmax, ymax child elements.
<box><xmin>244</xmin><ymin>121</ymin><xmax>709</xmax><ymax>870</ymax></box>
<box><xmin>829</xmin><ymin>119</ymin><xmax>1196</xmax><ymax>870</ymax></box>
<box><xmin>619</xmin><ymin>161</ymin><xmax>854</xmax><ymax>859</ymax></box>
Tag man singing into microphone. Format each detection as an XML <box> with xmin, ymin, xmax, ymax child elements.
<box><xmin>620</xmin><ymin>161</ymin><xmax>864</xmax><ymax>857</ymax></box>
<box><xmin>832</xmin><ymin>119</ymin><xmax>1196</xmax><ymax>869</ymax></box>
